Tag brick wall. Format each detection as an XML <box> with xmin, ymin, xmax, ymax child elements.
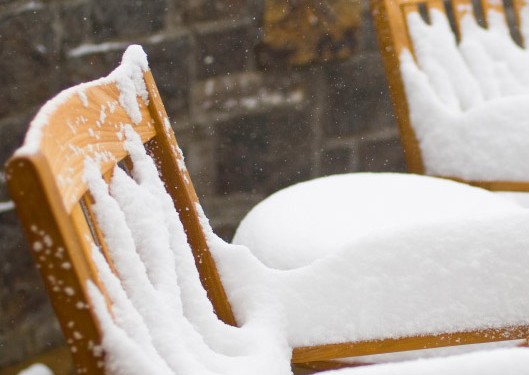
<box><xmin>0</xmin><ymin>0</ymin><xmax>403</xmax><ymax>368</ymax></box>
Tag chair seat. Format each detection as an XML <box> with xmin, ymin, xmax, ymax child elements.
<box><xmin>224</xmin><ymin>173</ymin><xmax>529</xmax><ymax>348</ymax></box>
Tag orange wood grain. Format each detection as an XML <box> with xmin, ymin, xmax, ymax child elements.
<box><xmin>33</xmin><ymin>83</ymin><xmax>157</xmax><ymax>213</ymax></box>
<box><xmin>451</xmin><ymin>0</ymin><xmax>475</xmax><ymax>37</ymax></box>
<box><xmin>481</xmin><ymin>0</ymin><xmax>507</xmax><ymax>22</ymax></box>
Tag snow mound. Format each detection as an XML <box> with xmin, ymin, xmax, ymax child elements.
<box><xmin>233</xmin><ymin>173</ymin><xmax>520</xmax><ymax>269</ymax></box>
<box><xmin>16</xmin><ymin>364</ymin><xmax>54</xmax><ymax>375</ymax></box>
<box><xmin>331</xmin><ymin>347</ymin><xmax>529</xmax><ymax>375</ymax></box>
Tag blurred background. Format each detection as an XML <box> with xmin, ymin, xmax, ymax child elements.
<box><xmin>0</xmin><ymin>0</ymin><xmax>406</xmax><ymax>371</ymax></box>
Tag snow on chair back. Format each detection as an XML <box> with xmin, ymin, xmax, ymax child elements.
<box><xmin>371</xmin><ymin>0</ymin><xmax>529</xmax><ymax>192</ymax></box>
<box><xmin>4</xmin><ymin>45</ymin><xmax>235</xmax><ymax>375</ymax></box>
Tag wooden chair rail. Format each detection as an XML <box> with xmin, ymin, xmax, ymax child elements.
<box><xmin>292</xmin><ymin>326</ymin><xmax>529</xmax><ymax>363</ymax></box>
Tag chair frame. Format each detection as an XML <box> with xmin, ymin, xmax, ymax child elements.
<box><xmin>371</xmin><ymin>0</ymin><xmax>529</xmax><ymax>192</ymax></box>
<box><xmin>6</xmin><ymin>56</ymin><xmax>529</xmax><ymax>374</ymax></box>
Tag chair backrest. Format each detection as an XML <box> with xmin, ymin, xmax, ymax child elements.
<box><xmin>5</xmin><ymin>46</ymin><xmax>235</xmax><ymax>375</ymax></box>
<box><xmin>371</xmin><ymin>0</ymin><xmax>529</xmax><ymax>192</ymax></box>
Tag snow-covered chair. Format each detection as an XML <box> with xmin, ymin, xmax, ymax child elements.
<box><xmin>6</xmin><ymin>45</ymin><xmax>529</xmax><ymax>375</ymax></box>
<box><xmin>5</xmin><ymin>46</ymin><xmax>232</xmax><ymax>374</ymax></box>
<box><xmin>371</xmin><ymin>0</ymin><xmax>529</xmax><ymax>193</ymax></box>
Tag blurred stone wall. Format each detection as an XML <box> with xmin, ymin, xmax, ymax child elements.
<box><xmin>0</xmin><ymin>0</ymin><xmax>403</xmax><ymax>368</ymax></box>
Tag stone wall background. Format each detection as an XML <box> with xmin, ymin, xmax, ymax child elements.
<box><xmin>0</xmin><ymin>0</ymin><xmax>404</xmax><ymax>368</ymax></box>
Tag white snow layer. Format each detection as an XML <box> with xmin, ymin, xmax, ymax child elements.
<box><xmin>331</xmin><ymin>347</ymin><xmax>529</xmax><ymax>375</ymax></box>
<box><xmin>233</xmin><ymin>173</ymin><xmax>521</xmax><ymax>269</ymax></box>
<box><xmin>400</xmin><ymin>8</ymin><xmax>529</xmax><ymax>181</ymax></box>
<box><xmin>227</xmin><ymin>172</ymin><xmax>529</xmax><ymax>348</ymax></box>
<box><xmin>16</xmin><ymin>364</ymin><xmax>54</xmax><ymax>375</ymax></box>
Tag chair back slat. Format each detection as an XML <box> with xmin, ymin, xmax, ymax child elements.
<box><xmin>143</xmin><ymin>71</ymin><xmax>236</xmax><ymax>326</ymax></box>
<box><xmin>370</xmin><ymin>0</ymin><xmax>425</xmax><ymax>173</ymax></box>
<box><xmin>451</xmin><ymin>0</ymin><xmax>475</xmax><ymax>36</ymax></box>
<box><xmin>401</xmin><ymin>2</ymin><xmax>420</xmax><ymax>19</ymax></box>
<box><xmin>513</xmin><ymin>0</ymin><xmax>529</xmax><ymax>44</ymax></box>
<box><xmin>481</xmin><ymin>0</ymin><xmax>507</xmax><ymax>21</ymax></box>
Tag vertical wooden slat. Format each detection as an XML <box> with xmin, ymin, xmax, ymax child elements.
<box><xmin>481</xmin><ymin>0</ymin><xmax>508</xmax><ymax>28</ymax></box>
<box><xmin>142</xmin><ymin>71</ymin><xmax>237</xmax><ymax>327</ymax></box>
<box><xmin>513</xmin><ymin>0</ymin><xmax>529</xmax><ymax>45</ymax></box>
<box><xmin>427</xmin><ymin>0</ymin><xmax>446</xmax><ymax>13</ymax></box>
<box><xmin>481</xmin><ymin>0</ymin><xmax>506</xmax><ymax>18</ymax></box>
<box><xmin>402</xmin><ymin>2</ymin><xmax>421</xmax><ymax>18</ymax></box>
<box><xmin>80</xmin><ymin>167</ymin><xmax>119</xmax><ymax>277</ymax></box>
<box><xmin>451</xmin><ymin>0</ymin><xmax>475</xmax><ymax>36</ymax></box>
<box><xmin>370</xmin><ymin>0</ymin><xmax>425</xmax><ymax>174</ymax></box>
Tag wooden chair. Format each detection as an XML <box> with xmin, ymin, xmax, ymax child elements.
<box><xmin>5</xmin><ymin>49</ymin><xmax>233</xmax><ymax>374</ymax></box>
<box><xmin>5</xmin><ymin>46</ymin><xmax>529</xmax><ymax>374</ymax></box>
<box><xmin>371</xmin><ymin>0</ymin><xmax>529</xmax><ymax>192</ymax></box>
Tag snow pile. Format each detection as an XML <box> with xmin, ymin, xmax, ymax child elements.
<box><xmin>224</xmin><ymin>174</ymin><xmax>529</xmax><ymax>346</ymax></box>
<box><xmin>400</xmin><ymin>8</ymin><xmax>529</xmax><ymax>181</ymax></box>
<box><xmin>16</xmin><ymin>364</ymin><xmax>54</xmax><ymax>375</ymax></box>
<box><xmin>332</xmin><ymin>347</ymin><xmax>529</xmax><ymax>375</ymax></box>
